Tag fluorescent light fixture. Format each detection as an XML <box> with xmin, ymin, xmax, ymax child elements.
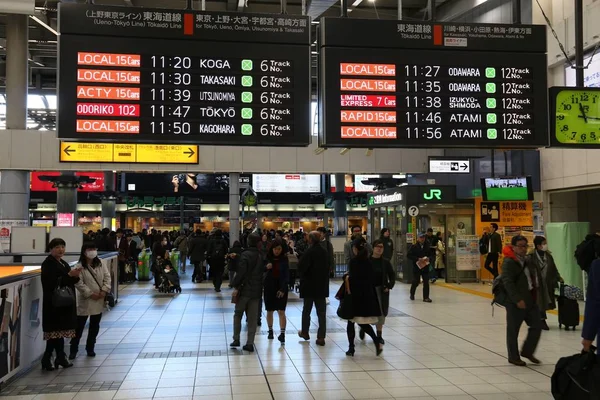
<box><xmin>352</xmin><ymin>0</ymin><xmax>363</xmax><ymax>5</ymax></box>
<box><xmin>29</xmin><ymin>15</ymin><xmax>58</xmax><ymax>36</ymax></box>
<box><xmin>28</xmin><ymin>58</ymin><xmax>45</xmax><ymax>67</ymax></box>
<box><xmin>340</xmin><ymin>148</ymin><xmax>351</xmax><ymax>155</ymax></box>
<box><xmin>365</xmin><ymin>148</ymin><xmax>373</xmax><ymax>156</ymax></box>
<box><xmin>314</xmin><ymin>147</ymin><xmax>327</xmax><ymax>155</ymax></box>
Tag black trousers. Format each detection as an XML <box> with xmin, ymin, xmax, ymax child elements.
<box><xmin>44</xmin><ymin>338</ymin><xmax>66</xmax><ymax>359</ymax></box>
<box><xmin>484</xmin><ymin>253</ymin><xmax>499</xmax><ymax>278</ymax></box>
<box><xmin>192</xmin><ymin>261</ymin><xmax>205</xmax><ymax>282</ymax></box>
<box><xmin>118</xmin><ymin>260</ymin><xmax>126</xmax><ymax>283</ymax></box>
<box><xmin>301</xmin><ymin>298</ymin><xmax>327</xmax><ymax>339</ymax></box>
<box><xmin>71</xmin><ymin>314</ymin><xmax>102</xmax><ymax>353</ymax></box>
<box><xmin>212</xmin><ymin>264</ymin><xmax>225</xmax><ymax>290</ymax></box>
<box><xmin>506</xmin><ymin>303</ymin><xmax>542</xmax><ymax>361</ymax></box>
<box><xmin>410</xmin><ymin>266</ymin><xmax>430</xmax><ymax>299</ymax></box>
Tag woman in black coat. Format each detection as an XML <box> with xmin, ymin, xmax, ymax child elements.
<box><xmin>343</xmin><ymin>237</ymin><xmax>382</xmax><ymax>357</ymax></box>
<box><xmin>41</xmin><ymin>238</ymin><xmax>81</xmax><ymax>371</ymax></box>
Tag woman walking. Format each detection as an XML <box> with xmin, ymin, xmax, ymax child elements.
<box><xmin>70</xmin><ymin>242</ymin><xmax>111</xmax><ymax>359</ymax></box>
<box><xmin>368</xmin><ymin>239</ymin><xmax>396</xmax><ymax>344</ymax></box>
<box><xmin>41</xmin><ymin>238</ymin><xmax>81</xmax><ymax>371</ymax></box>
<box><xmin>343</xmin><ymin>237</ymin><xmax>383</xmax><ymax>357</ymax></box>
<box><xmin>529</xmin><ymin>236</ymin><xmax>563</xmax><ymax>330</ymax></box>
<box><xmin>263</xmin><ymin>239</ymin><xmax>289</xmax><ymax>344</ymax></box>
<box><xmin>432</xmin><ymin>232</ymin><xmax>446</xmax><ymax>283</ymax></box>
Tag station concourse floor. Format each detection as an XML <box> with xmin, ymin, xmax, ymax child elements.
<box><xmin>1</xmin><ymin>274</ymin><xmax>583</xmax><ymax>400</ymax></box>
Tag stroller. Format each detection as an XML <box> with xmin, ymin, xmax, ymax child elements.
<box><xmin>157</xmin><ymin>259</ymin><xmax>182</xmax><ymax>294</ymax></box>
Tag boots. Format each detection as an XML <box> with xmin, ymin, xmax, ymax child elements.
<box><xmin>54</xmin><ymin>340</ymin><xmax>73</xmax><ymax>369</ymax></box>
<box><xmin>41</xmin><ymin>350</ymin><xmax>55</xmax><ymax>371</ymax></box>
<box><xmin>346</xmin><ymin>345</ymin><xmax>355</xmax><ymax>356</ymax></box>
<box><xmin>86</xmin><ymin>346</ymin><xmax>96</xmax><ymax>357</ymax></box>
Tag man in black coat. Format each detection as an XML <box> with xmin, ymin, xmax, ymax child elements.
<box><xmin>188</xmin><ymin>230</ymin><xmax>208</xmax><ymax>283</ymax></box>
<box><xmin>408</xmin><ymin>233</ymin><xmax>433</xmax><ymax>303</ymax></box>
<box><xmin>298</xmin><ymin>231</ymin><xmax>330</xmax><ymax>346</ymax></box>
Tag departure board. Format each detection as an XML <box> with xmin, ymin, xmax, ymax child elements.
<box><xmin>58</xmin><ymin>4</ymin><xmax>311</xmax><ymax>146</ymax></box>
<box><xmin>319</xmin><ymin>18</ymin><xmax>548</xmax><ymax>148</ymax></box>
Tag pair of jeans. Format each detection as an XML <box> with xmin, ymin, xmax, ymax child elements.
<box><xmin>70</xmin><ymin>314</ymin><xmax>102</xmax><ymax>354</ymax></box>
<box><xmin>233</xmin><ymin>297</ymin><xmax>260</xmax><ymax>345</ymax></box>
<box><xmin>506</xmin><ymin>303</ymin><xmax>542</xmax><ymax>361</ymax></box>
<box><xmin>301</xmin><ymin>297</ymin><xmax>327</xmax><ymax>339</ymax></box>
<box><xmin>484</xmin><ymin>253</ymin><xmax>499</xmax><ymax>278</ymax></box>
<box><xmin>410</xmin><ymin>266</ymin><xmax>430</xmax><ymax>299</ymax></box>
<box><xmin>179</xmin><ymin>253</ymin><xmax>187</xmax><ymax>272</ymax></box>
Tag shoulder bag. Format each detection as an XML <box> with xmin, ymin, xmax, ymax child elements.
<box><xmin>53</xmin><ymin>276</ymin><xmax>75</xmax><ymax>307</ymax></box>
<box><xmin>86</xmin><ymin>264</ymin><xmax>116</xmax><ymax>308</ymax></box>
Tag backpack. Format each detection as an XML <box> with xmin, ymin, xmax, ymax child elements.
<box><xmin>211</xmin><ymin>240</ymin><xmax>226</xmax><ymax>262</ymax></box>
<box><xmin>478</xmin><ymin>236</ymin><xmax>488</xmax><ymax>255</ymax></box>
<box><xmin>491</xmin><ymin>265</ymin><xmax>525</xmax><ymax>313</ymax></box>
<box><xmin>574</xmin><ymin>239</ymin><xmax>596</xmax><ymax>272</ymax></box>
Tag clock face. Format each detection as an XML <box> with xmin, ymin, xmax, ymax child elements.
<box><xmin>555</xmin><ymin>89</ymin><xmax>600</xmax><ymax>144</ymax></box>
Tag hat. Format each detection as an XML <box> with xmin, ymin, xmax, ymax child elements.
<box><xmin>418</xmin><ymin>232</ymin><xmax>427</xmax><ymax>238</ymax></box>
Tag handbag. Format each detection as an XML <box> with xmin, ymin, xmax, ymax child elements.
<box><xmin>86</xmin><ymin>264</ymin><xmax>116</xmax><ymax>308</ymax></box>
<box><xmin>52</xmin><ymin>277</ymin><xmax>75</xmax><ymax>308</ymax></box>
<box><xmin>336</xmin><ymin>293</ymin><xmax>354</xmax><ymax>320</ymax></box>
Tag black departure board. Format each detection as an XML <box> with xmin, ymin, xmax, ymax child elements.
<box><xmin>58</xmin><ymin>4</ymin><xmax>311</xmax><ymax>146</ymax></box>
<box><xmin>318</xmin><ymin>18</ymin><xmax>548</xmax><ymax>148</ymax></box>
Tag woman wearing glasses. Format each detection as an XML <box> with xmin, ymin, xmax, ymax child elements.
<box><xmin>367</xmin><ymin>239</ymin><xmax>396</xmax><ymax>344</ymax></box>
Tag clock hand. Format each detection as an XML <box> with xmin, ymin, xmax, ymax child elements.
<box><xmin>579</xmin><ymin>102</ymin><xmax>588</xmax><ymax>123</ymax></box>
<box><xmin>578</xmin><ymin>115</ymin><xmax>600</xmax><ymax>120</ymax></box>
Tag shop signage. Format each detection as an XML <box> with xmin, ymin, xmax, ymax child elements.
<box><xmin>418</xmin><ymin>186</ymin><xmax>457</xmax><ymax>203</ymax></box>
<box><xmin>56</xmin><ymin>213</ymin><xmax>75</xmax><ymax>227</ymax></box>
<box><xmin>408</xmin><ymin>206</ymin><xmax>420</xmax><ymax>217</ymax></box>
<box><xmin>59</xmin><ymin>141</ymin><xmax>199</xmax><ymax>164</ymax></box>
<box><xmin>429</xmin><ymin>159</ymin><xmax>470</xmax><ymax>174</ymax></box>
<box><xmin>126</xmin><ymin>196</ymin><xmax>181</xmax><ymax>208</ymax></box>
<box><xmin>368</xmin><ymin>191</ymin><xmax>402</xmax><ymax>205</ymax></box>
<box><xmin>423</xmin><ymin>189</ymin><xmax>442</xmax><ymax>201</ymax></box>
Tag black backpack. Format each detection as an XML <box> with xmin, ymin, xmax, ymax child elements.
<box><xmin>574</xmin><ymin>239</ymin><xmax>596</xmax><ymax>272</ymax></box>
<box><xmin>211</xmin><ymin>240</ymin><xmax>226</xmax><ymax>262</ymax></box>
<box><xmin>478</xmin><ymin>236</ymin><xmax>488</xmax><ymax>255</ymax></box>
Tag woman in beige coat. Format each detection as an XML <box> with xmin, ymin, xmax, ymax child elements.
<box><xmin>69</xmin><ymin>242</ymin><xmax>111</xmax><ymax>359</ymax></box>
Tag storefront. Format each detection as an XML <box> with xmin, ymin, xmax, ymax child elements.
<box><xmin>367</xmin><ymin>186</ymin><xmax>475</xmax><ymax>283</ymax></box>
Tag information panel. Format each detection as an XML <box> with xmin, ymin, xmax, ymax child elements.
<box><xmin>319</xmin><ymin>18</ymin><xmax>548</xmax><ymax>148</ymax></box>
<box><xmin>58</xmin><ymin>4</ymin><xmax>311</xmax><ymax>146</ymax></box>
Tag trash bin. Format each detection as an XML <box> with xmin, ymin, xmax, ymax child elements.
<box><xmin>138</xmin><ymin>249</ymin><xmax>152</xmax><ymax>281</ymax></box>
<box><xmin>170</xmin><ymin>251</ymin><xmax>180</xmax><ymax>273</ymax></box>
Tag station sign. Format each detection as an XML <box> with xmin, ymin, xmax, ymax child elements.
<box><xmin>429</xmin><ymin>158</ymin><xmax>470</xmax><ymax>173</ymax></box>
<box><xmin>318</xmin><ymin>18</ymin><xmax>548</xmax><ymax>148</ymax></box>
<box><xmin>57</xmin><ymin>4</ymin><xmax>311</xmax><ymax>146</ymax></box>
<box><xmin>59</xmin><ymin>141</ymin><xmax>199</xmax><ymax>164</ymax></box>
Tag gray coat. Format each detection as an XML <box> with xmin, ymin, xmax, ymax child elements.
<box><xmin>528</xmin><ymin>250</ymin><xmax>561</xmax><ymax>310</ymax></box>
<box><xmin>501</xmin><ymin>249</ymin><xmax>550</xmax><ymax>310</ymax></box>
<box><xmin>344</xmin><ymin>239</ymin><xmax>373</xmax><ymax>265</ymax></box>
<box><xmin>75</xmin><ymin>261</ymin><xmax>111</xmax><ymax>316</ymax></box>
<box><xmin>230</xmin><ymin>247</ymin><xmax>264</xmax><ymax>299</ymax></box>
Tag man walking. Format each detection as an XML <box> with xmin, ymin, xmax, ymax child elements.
<box><xmin>173</xmin><ymin>232</ymin><xmax>189</xmax><ymax>273</ymax></box>
<box><xmin>408</xmin><ymin>233</ymin><xmax>432</xmax><ymax>302</ymax></box>
<box><xmin>485</xmin><ymin>223</ymin><xmax>503</xmax><ymax>278</ymax></box>
<box><xmin>501</xmin><ymin>235</ymin><xmax>544</xmax><ymax>366</ymax></box>
<box><xmin>317</xmin><ymin>227</ymin><xmax>336</xmax><ymax>278</ymax></box>
<box><xmin>298</xmin><ymin>231</ymin><xmax>330</xmax><ymax>346</ymax></box>
<box><xmin>188</xmin><ymin>230</ymin><xmax>208</xmax><ymax>283</ymax></box>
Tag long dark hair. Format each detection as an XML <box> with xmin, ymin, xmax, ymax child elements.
<box><xmin>267</xmin><ymin>239</ymin><xmax>288</xmax><ymax>261</ymax></box>
<box><xmin>352</xmin><ymin>237</ymin><xmax>369</xmax><ymax>261</ymax></box>
<box><xmin>79</xmin><ymin>242</ymin><xmax>101</xmax><ymax>268</ymax></box>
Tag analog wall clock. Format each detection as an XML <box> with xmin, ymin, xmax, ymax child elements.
<box><xmin>550</xmin><ymin>87</ymin><xmax>600</xmax><ymax>147</ymax></box>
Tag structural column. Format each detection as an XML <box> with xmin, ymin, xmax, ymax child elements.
<box><xmin>101</xmin><ymin>171</ymin><xmax>116</xmax><ymax>230</ymax></box>
<box><xmin>229</xmin><ymin>173</ymin><xmax>240</xmax><ymax>245</ymax></box>
<box><xmin>333</xmin><ymin>173</ymin><xmax>348</xmax><ymax>236</ymax></box>
<box><xmin>0</xmin><ymin>15</ymin><xmax>30</xmax><ymax>251</ymax></box>
<box><xmin>56</xmin><ymin>172</ymin><xmax>78</xmax><ymax>225</ymax></box>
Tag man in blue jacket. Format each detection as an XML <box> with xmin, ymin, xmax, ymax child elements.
<box><xmin>582</xmin><ymin>259</ymin><xmax>600</xmax><ymax>356</ymax></box>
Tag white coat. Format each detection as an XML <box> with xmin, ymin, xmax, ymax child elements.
<box><xmin>74</xmin><ymin>260</ymin><xmax>111</xmax><ymax>316</ymax></box>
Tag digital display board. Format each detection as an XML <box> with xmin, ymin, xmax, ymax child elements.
<box><xmin>481</xmin><ymin>177</ymin><xmax>533</xmax><ymax>201</ymax></box>
<box><xmin>58</xmin><ymin>4</ymin><xmax>311</xmax><ymax>146</ymax></box>
<box><xmin>319</xmin><ymin>18</ymin><xmax>548</xmax><ymax>148</ymax></box>
<box><xmin>253</xmin><ymin>174</ymin><xmax>321</xmax><ymax>193</ymax></box>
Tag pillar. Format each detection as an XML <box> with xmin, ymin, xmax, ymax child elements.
<box><xmin>101</xmin><ymin>171</ymin><xmax>116</xmax><ymax>230</ymax></box>
<box><xmin>6</xmin><ymin>15</ymin><xmax>28</xmax><ymax>130</ymax></box>
<box><xmin>56</xmin><ymin>172</ymin><xmax>78</xmax><ymax>225</ymax></box>
<box><xmin>229</xmin><ymin>173</ymin><xmax>240</xmax><ymax>245</ymax></box>
<box><xmin>333</xmin><ymin>173</ymin><xmax>348</xmax><ymax>236</ymax></box>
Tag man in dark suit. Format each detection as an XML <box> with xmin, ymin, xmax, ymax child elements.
<box><xmin>408</xmin><ymin>233</ymin><xmax>432</xmax><ymax>303</ymax></box>
<box><xmin>484</xmin><ymin>223</ymin><xmax>503</xmax><ymax>278</ymax></box>
<box><xmin>501</xmin><ymin>235</ymin><xmax>544</xmax><ymax>366</ymax></box>
<box><xmin>298</xmin><ymin>231</ymin><xmax>330</xmax><ymax>346</ymax></box>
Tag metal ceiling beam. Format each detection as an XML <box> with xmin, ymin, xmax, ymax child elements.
<box><xmin>306</xmin><ymin>0</ymin><xmax>338</xmax><ymax>19</ymax></box>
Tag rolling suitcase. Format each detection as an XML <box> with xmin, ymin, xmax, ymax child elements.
<box><xmin>557</xmin><ymin>295</ymin><xmax>580</xmax><ymax>330</ymax></box>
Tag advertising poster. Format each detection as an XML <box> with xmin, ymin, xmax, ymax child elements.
<box><xmin>31</xmin><ymin>172</ymin><xmax>105</xmax><ymax>192</ymax></box>
<box><xmin>0</xmin><ymin>220</ymin><xmax>28</xmax><ymax>253</ymax></box>
<box><xmin>253</xmin><ymin>174</ymin><xmax>321</xmax><ymax>193</ymax></box>
<box><xmin>456</xmin><ymin>235</ymin><xmax>481</xmax><ymax>271</ymax></box>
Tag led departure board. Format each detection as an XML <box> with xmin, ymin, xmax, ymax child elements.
<box><xmin>319</xmin><ymin>18</ymin><xmax>548</xmax><ymax>148</ymax></box>
<box><xmin>58</xmin><ymin>4</ymin><xmax>311</xmax><ymax>146</ymax></box>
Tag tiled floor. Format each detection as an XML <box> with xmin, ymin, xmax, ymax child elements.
<box><xmin>1</xmin><ymin>273</ymin><xmax>582</xmax><ymax>400</ymax></box>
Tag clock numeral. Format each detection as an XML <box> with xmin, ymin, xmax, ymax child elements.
<box><xmin>561</xmin><ymin>125</ymin><xmax>569</xmax><ymax>132</ymax></box>
<box><xmin>571</xmin><ymin>132</ymin><xmax>577</xmax><ymax>140</ymax></box>
<box><xmin>581</xmin><ymin>94</ymin><xmax>589</xmax><ymax>102</ymax></box>
<box><xmin>591</xmin><ymin>132</ymin><xmax>597</xmax><ymax>141</ymax></box>
<box><xmin>582</xmin><ymin>133</ymin><xmax>587</xmax><ymax>141</ymax></box>
<box><xmin>563</xmin><ymin>104</ymin><xmax>572</xmax><ymax>111</ymax></box>
<box><xmin>557</xmin><ymin>114</ymin><xmax>565</xmax><ymax>121</ymax></box>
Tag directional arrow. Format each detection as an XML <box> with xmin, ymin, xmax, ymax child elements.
<box><xmin>63</xmin><ymin>145</ymin><xmax>75</xmax><ymax>156</ymax></box>
<box><xmin>461</xmin><ymin>163</ymin><xmax>468</xmax><ymax>171</ymax></box>
<box><xmin>184</xmin><ymin>148</ymin><xmax>195</xmax><ymax>158</ymax></box>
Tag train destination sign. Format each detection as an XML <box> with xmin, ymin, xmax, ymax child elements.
<box><xmin>58</xmin><ymin>4</ymin><xmax>311</xmax><ymax>146</ymax></box>
<box><xmin>319</xmin><ymin>18</ymin><xmax>548</xmax><ymax>148</ymax></box>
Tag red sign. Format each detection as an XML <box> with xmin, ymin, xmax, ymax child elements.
<box><xmin>31</xmin><ymin>172</ymin><xmax>106</xmax><ymax>192</ymax></box>
<box><xmin>56</xmin><ymin>213</ymin><xmax>75</xmax><ymax>227</ymax></box>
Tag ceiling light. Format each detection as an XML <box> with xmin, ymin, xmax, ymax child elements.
<box><xmin>29</xmin><ymin>15</ymin><xmax>58</xmax><ymax>36</ymax></box>
<box><xmin>365</xmin><ymin>148</ymin><xmax>373</xmax><ymax>157</ymax></box>
<box><xmin>314</xmin><ymin>147</ymin><xmax>327</xmax><ymax>155</ymax></box>
<box><xmin>340</xmin><ymin>148</ymin><xmax>351</xmax><ymax>155</ymax></box>
<box><xmin>352</xmin><ymin>0</ymin><xmax>363</xmax><ymax>6</ymax></box>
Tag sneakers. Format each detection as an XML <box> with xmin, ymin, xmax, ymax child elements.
<box><xmin>298</xmin><ymin>330</ymin><xmax>310</xmax><ymax>340</ymax></box>
<box><xmin>242</xmin><ymin>344</ymin><xmax>255</xmax><ymax>352</ymax></box>
<box><xmin>268</xmin><ymin>330</ymin><xmax>274</xmax><ymax>340</ymax></box>
<box><xmin>315</xmin><ymin>338</ymin><xmax>326</xmax><ymax>346</ymax></box>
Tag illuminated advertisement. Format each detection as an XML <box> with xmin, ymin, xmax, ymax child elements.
<box><xmin>330</xmin><ymin>174</ymin><xmax>378</xmax><ymax>192</ymax></box>
<box><xmin>319</xmin><ymin>18</ymin><xmax>548</xmax><ymax>148</ymax></box>
<box><xmin>253</xmin><ymin>174</ymin><xmax>321</xmax><ymax>193</ymax></box>
<box><xmin>30</xmin><ymin>172</ymin><xmax>105</xmax><ymax>192</ymax></box>
<box><xmin>57</xmin><ymin>4</ymin><xmax>311</xmax><ymax>146</ymax></box>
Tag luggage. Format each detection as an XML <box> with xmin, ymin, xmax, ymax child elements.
<box><xmin>562</xmin><ymin>284</ymin><xmax>585</xmax><ymax>301</ymax></box>
<box><xmin>551</xmin><ymin>348</ymin><xmax>599</xmax><ymax>399</ymax></box>
<box><xmin>558</xmin><ymin>295</ymin><xmax>580</xmax><ymax>330</ymax></box>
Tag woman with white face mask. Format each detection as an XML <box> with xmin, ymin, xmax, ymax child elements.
<box><xmin>69</xmin><ymin>243</ymin><xmax>111</xmax><ymax>359</ymax></box>
<box><xmin>529</xmin><ymin>235</ymin><xmax>563</xmax><ymax>331</ymax></box>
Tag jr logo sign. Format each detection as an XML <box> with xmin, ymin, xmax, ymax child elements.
<box><xmin>423</xmin><ymin>189</ymin><xmax>442</xmax><ymax>200</ymax></box>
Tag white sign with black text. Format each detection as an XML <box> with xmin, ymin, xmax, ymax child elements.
<box><xmin>429</xmin><ymin>159</ymin><xmax>470</xmax><ymax>174</ymax></box>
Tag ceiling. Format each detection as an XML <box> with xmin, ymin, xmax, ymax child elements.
<box><xmin>0</xmin><ymin>0</ymin><xmax>451</xmax><ymax>96</ymax></box>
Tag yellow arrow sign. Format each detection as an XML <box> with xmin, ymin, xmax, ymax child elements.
<box><xmin>60</xmin><ymin>142</ymin><xmax>198</xmax><ymax>164</ymax></box>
